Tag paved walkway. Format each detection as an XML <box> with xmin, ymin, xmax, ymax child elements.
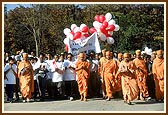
<box><xmin>3</xmin><ymin>98</ymin><xmax>165</xmax><ymax>113</ymax></box>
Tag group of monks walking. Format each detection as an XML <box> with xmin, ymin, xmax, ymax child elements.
<box><xmin>76</xmin><ymin>49</ymin><xmax>164</xmax><ymax>105</ymax></box>
<box><xmin>4</xmin><ymin>48</ymin><xmax>164</xmax><ymax>105</ymax></box>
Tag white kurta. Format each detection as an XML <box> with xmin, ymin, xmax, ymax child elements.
<box><xmin>51</xmin><ymin>61</ymin><xmax>65</xmax><ymax>82</ymax></box>
<box><xmin>4</xmin><ymin>63</ymin><xmax>17</xmax><ymax>84</ymax></box>
<box><xmin>63</xmin><ymin>60</ymin><xmax>76</xmax><ymax>81</ymax></box>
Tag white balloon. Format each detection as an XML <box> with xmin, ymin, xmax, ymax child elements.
<box><xmin>67</xmin><ymin>33</ymin><xmax>74</xmax><ymax>40</ymax></box>
<box><xmin>73</xmin><ymin>27</ymin><xmax>80</xmax><ymax>33</ymax></box>
<box><xmin>141</xmin><ymin>51</ymin><xmax>145</xmax><ymax>55</ymax></box>
<box><xmin>80</xmin><ymin>24</ymin><xmax>87</xmax><ymax>31</ymax></box>
<box><xmin>63</xmin><ymin>37</ymin><xmax>69</xmax><ymax>45</ymax></box>
<box><xmin>97</xmin><ymin>29</ymin><xmax>101</xmax><ymax>36</ymax></box>
<box><xmin>108</xmin><ymin>19</ymin><xmax>116</xmax><ymax>25</ymax></box>
<box><xmin>108</xmin><ymin>31</ymin><xmax>113</xmax><ymax>35</ymax></box>
<box><xmin>147</xmin><ymin>49</ymin><xmax>152</xmax><ymax>55</ymax></box>
<box><xmin>93</xmin><ymin>21</ymin><xmax>102</xmax><ymax>29</ymax></box>
<box><xmin>145</xmin><ymin>47</ymin><xmax>152</xmax><ymax>55</ymax></box>
<box><xmin>114</xmin><ymin>24</ymin><xmax>120</xmax><ymax>31</ymax></box>
<box><xmin>105</xmin><ymin>13</ymin><xmax>112</xmax><ymax>22</ymax></box>
<box><xmin>63</xmin><ymin>28</ymin><xmax>71</xmax><ymax>35</ymax></box>
<box><xmin>99</xmin><ymin>33</ymin><xmax>107</xmax><ymax>41</ymax></box>
<box><xmin>107</xmin><ymin>37</ymin><xmax>114</xmax><ymax>44</ymax></box>
<box><xmin>144</xmin><ymin>47</ymin><xmax>149</xmax><ymax>52</ymax></box>
<box><xmin>71</xmin><ymin>24</ymin><xmax>77</xmax><ymax>30</ymax></box>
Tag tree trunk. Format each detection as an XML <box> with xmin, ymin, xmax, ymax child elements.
<box><xmin>33</xmin><ymin>29</ymin><xmax>38</xmax><ymax>57</ymax></box>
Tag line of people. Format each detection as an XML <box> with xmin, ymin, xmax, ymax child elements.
<box><xmin>4</xmin><ymin>49</ymin><xmax>164</xmax><ymax>105</ymax></box>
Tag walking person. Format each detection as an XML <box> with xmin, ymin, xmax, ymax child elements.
<box><xmin>75</xmin><ymin>53</ymin><xmax>90</xmax><ymax>101</ymax></box>
<box><xmin>99</xmin><ymin>49</ymin><xmax>107</xmax><ymax>99</ymax></box>
<box><xmin>45</xmin><ymin>53</ymin><xmax>53</xmax><ymax>99</ymax></box>
<box><xmin>114</xmin><ymin>53</ymin><xmax>123</xmax><ymax>98</ymax></box>
<box><xmin>145</xmin><ymin>55</ymin><xmax>156</xmax><ymax>99</ymax></box>
<box><xmin>14</xmin><ymin>55</ymin><xmax>22</xmax><ymax>101</ymax></box>
<box><xmin>133</xmin><ymin>50</ymin><xmax>150</xmax><ymax>101</ymax></box>
<box><xmin>4</xmin><ymin>57</ymin><xmax>17</xmax><ymax>103</ymax></box>
<box><xmin>17</xmin><ymin>53</ymin><xmax>34</xmax><ymax>102</ymax></box>
<box><xmin>115</xmin><ymin>53</ymin><xmax>139</xmax><ymax>105</ymax></box>
<box><xmin>103</xmin><ymin>51</ymin><xmax>118</xmax><ymax>101</ymax></box>
<box><xmin>34</xmin><ymin>53</ymin><xmax>49</xmax><ymax>101</ymax></box>
<box><xmin>51</xmin><ymin>54</ymin><xmax>65</xmax><ymax>99</ymax></box>
<box><xmin>152</xmin><ymin>50</ymin><xmax>164</xmax><ymax>102</ymax></box>
<box><xmin>63</xmin><ymin>53</ymin><xmax>78</xmax><ymax>101</ymax></box>
<box><xmin>87</xmin><ymin>51</ymin><xmax>99</xmax><ymax>98</ymax></box>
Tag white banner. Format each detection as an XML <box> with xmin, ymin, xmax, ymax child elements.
<box><xmin>68</xmin><ymin>32</ymin><xmax>101</xmax><ymax>58</ymax></box>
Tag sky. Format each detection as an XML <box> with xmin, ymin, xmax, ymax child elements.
<box><xmin>5</xmin><ymin>4</ymin><xmax>85</xmax><ymax>12</ymax></box>
<box><xmin>5</xmin><ymin>4</ymin><xmax>32</xmax><ymax>11</ymax></box>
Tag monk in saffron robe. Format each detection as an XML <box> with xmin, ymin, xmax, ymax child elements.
<box><xmin>152</xmin><ymin>50</ymin><xmax>164</xmax><ymax>101</ymax></box>
<box><xmin>99</xmin><ymin>49</ymin><xmax>107</xmax><ymax>99</ymax></box>
<box><xmin>114</xmin><ymin>53</ymin><xmax>123</xmax><ymax>96</ymax></box>
<box><xmin>133</xmin><ymin>50</ymin><xmax>150</xmax><ymax>100</ymax></box>
<box><xmin>115</xmin><ymin>53</ymin><xmax>139</xmax><ymax>105</ymax></box>
<box><xmin>18</xmin><ymin>53</ymin><xmax>34</xmax><ymax>102</ymax></box>
<box><xmin>75</xmin><ymin>53</ymin><xmax>90</xmax><ymax>101</ymax></box>
<box><xmin>103</xmin><ymin>51</ymin><xmax>118</xmax><ymax>101</ymax></box>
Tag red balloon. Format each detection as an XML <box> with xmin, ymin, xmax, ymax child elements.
<box><xmin>81</xmin><ymin>26</ymin><xmax>89</xmax><ymax>33</ymax></box>
<box><xmin>89</xmin><ymin>28</ymin><xmax>97</xmax><ymax>34</ymax></box>
<box><xmin>73</xmin><ymin>32</ymin><xmax>82</xmax><ymax>40</ymax></box>
<box><xmin>106</xmin><ymin>34</ymin><xmax>111</xmax><ymax>37</ymax></box>
<box><xmin>102</xmin><ymin>21</ymin><xmax>108</xmax><ymax>28</ymax></box>
<box><xmin>107</xmin><ymin>24</ymin><xmax>115</xmax><ymax>31</ymax></box>
<box><xmin>83</xmin><ymin>33</ymin><xmax>90</xmax><ymax>38</ymax></box>
<box><xmin>100</xmin><ymin>25</ymin><xmax>109</xmax><ymax>37</ymax></box>
<box><xmin>99</xmin><ymin>15</ymin><xmax>106</xmax><ymax>23</ymax></box>
<box><xmin>94</xmin><ymin>15</ymin><xmax>100</xmax><ymax>22</ymax></box>
<box><xmin>70</xmin><ymin>31</ymin><xmax>74</xmax><ymax>36</ymax></box>
<box><xmin>100</xmin><ymin>25</ymin><xmax>106</xmax><ymax>33</ymax></box>
<box><xmin>65</xmin><ymin>45</ymin><xmax>69</xmax><ymax>52</ymax></box>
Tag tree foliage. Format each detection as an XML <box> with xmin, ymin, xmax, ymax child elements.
<box><xmin>4</xmin><ymin>4</ymin><xmax>164</xmax><ymax>55</ymax></box>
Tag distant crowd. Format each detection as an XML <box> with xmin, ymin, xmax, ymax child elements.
<box><xmin>4</xmin><ymin>48</ymin><xmax>164</xmax><ymax>105</ymax></box>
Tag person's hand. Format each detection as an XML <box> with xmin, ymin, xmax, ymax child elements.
<box><xmin>115</xmin><ymin>75</ymin><xmax>118</xmax><ymax>79</ymax></box>
<box><xmin>10</xmin><ymin>64</ymin><xmax>12</xmax><ymax>69</ymax></box>
<box><xmin>55</xmin><ymin>68</ymin><xmax>59</xmax><ymax>71</ymax></box>
<box><xmin>4</xmin><ymin>76</ymin><xmax>8</xmax><ymax>81</ymax></box>
<box><xmin>67</xmin><ymin>65</ymin><xmax>71</xmax><ymax>68</ymax></box>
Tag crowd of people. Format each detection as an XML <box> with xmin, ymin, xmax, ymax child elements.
<box><xmin>4</xmin><ymin>48</ymin><xmax>164</xmax><ymax>105</ymax></box>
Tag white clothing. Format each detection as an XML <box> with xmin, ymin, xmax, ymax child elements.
<box><xmin>63</xmin><ymin>60</ymin><xmax>76</xmax><ymax>81</ymax></box>
<box><xmin>51</xmin><ymin>61</ymin><xmax>65</xmax><ymax>82</ymax></box>
<box><xmin>44</xmin><ymin>60</ymin><xmax>53</xmax><ymax>80</ymax></box>
<box><xmin>4</xmin><ymin>63</ymin><xmax>17</xmax><ymax>84</ymax></box>
<box><xmin>31</xmin><ymin>62</ymin><xmax>37</xmax><ymax>80</ymax></box>
<box><xmin>33</xmin><ymin>59</ymin><xmax>49</xmax><ymax>79</ymax></box>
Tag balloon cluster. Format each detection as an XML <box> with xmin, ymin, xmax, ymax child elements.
<box><xmin>63</xmin><ymin>24</ymin><xmax>90</xmax><ymax>51</ymax></box>
<box><xmin>64</xmin><ymin>24</ymin><xmax>90</xmax><ymax>41</ymax></box>
<box><xmin>63</xmin><ymin>12</ymin><xmax>120</xmax><ymax>51</ymax></box>
<box><xmin>141</xmin><ymin>47</ymin><xmax>152</xmax><ymax>55</ymax></box>
<box><xmin>93</xmin><ymin>13</ymin><xmax>120</xmax><ymax>44</ymax></box>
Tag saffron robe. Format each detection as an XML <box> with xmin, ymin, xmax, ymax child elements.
<box><xmin>152</xmin><ymin>57</ymin><xmax>164</xmax><ymax>100</ymax></box>
<box><xmin>75</xmin><ymin>61</ymin><xmax>90</xmax><ymax>97</ymax></box>
<box><xmin>18</xmin><ymin>60</ymin><xmax>34</xmax><ymax>99</ymax></box>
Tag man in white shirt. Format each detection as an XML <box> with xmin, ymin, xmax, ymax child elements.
<box><xmin>63</xmin><ymin>53</ymin><xmax>78</xmax><ymax>101</ymax></box>
<box><xmin>4</xmin><ymin>57</ymin><xmax>17</xmax><ymax>103</ymax></box>
<box><xmin>34</xmin><ymin>53</ymin><xmax>49</xmax><ymax>101</ymax></box>
<box><xmin>51</xmin><ymin>54</ymin><xmax>65</xmax><ymax>99</ymax></box>
<box><xmin>44</xmin><ymin>53</ymin><xmax>53</xmax><ymax>98</ymax></box>
<box><xmin>30</xmin><ymin>57</ymin><xmax>39</xmax><ymax>101</ymax></box>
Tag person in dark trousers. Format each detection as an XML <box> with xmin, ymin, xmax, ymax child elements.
<box><xmin>4</xmin><ymin>57</ymin><xmax>17</xmax><ymax>103</ymax></box>
<box><xmin>34</xmin><ymin>53</ymin><xmax>49</xmax><ymax>101</ymax></box>
<box><xmin>145</xmin><ymin>54</ymin><xmax>156</xmax><ymax>99</ymax></box>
